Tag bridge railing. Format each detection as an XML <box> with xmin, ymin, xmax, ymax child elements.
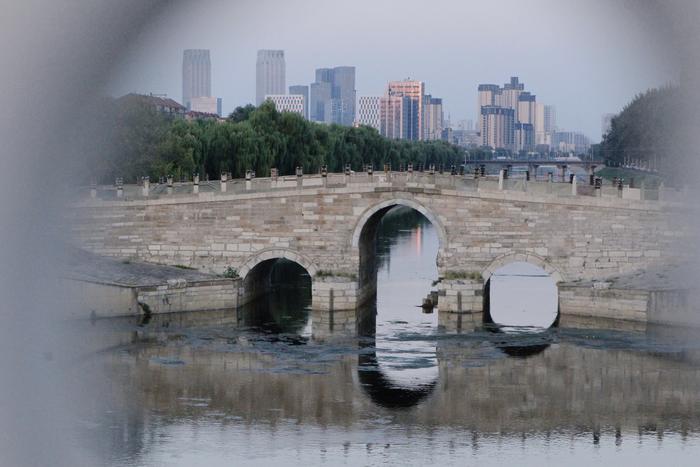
<box><xmin>76</xmin><ymin>171</ymin><xmax>685</xmax><ymax>204</ymax></box>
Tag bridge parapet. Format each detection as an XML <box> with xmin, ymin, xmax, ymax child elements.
<box><xmin>75</xmin><ymin>172</ymin><xmax>689</xmax><ymax>206</ymax></box>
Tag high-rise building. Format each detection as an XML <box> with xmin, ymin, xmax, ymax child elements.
<box><xmin>535</xmin><ymin>103</ymin><xmax>557</xmax><ymax>146</ymax></box>
<box><xmin>423</xmin><ymin>96</ymin><xmax>444</xmax><ymax>141</ymax></box>
<box><xmin>256</xmin><ymin>50</ymin><xmax>286</xmax><ymax>106</ymax></box>
<box><xmin>500</xmin><ymin>76</ymin><xmax>525</xmax><ymax>122</ymax></box>
<box><xmin>517</xmin><ymin>92</ymin><xmax>537</xmax><ymax>125</ymax></box>
<box><xmin>182</xmin><ymin>49</ymin><xmax>211</xmax><ymax>109</ymax></box>
<box><xmin>309</xmin><ymin>66</ymin><xmax>356</xmax><ymax>126</ymax></box>
<box><xmin>386</xmin><ymin>80</ymin><xmax>425</xmax><ymax>140</ymax></box>
<box><xmin>189</xmin><ymin>96</ymin><xmax>222</xmax><ymax>116</ymax></box>
<box><xmin>357</xmin><ymin>96</ymin><xmax>381</xmax><ymax>130</ymax></box>
<box><xmin>480</xmin><ymin>105</ymin><xmax>515</xmax><ymax>150</ymax></box>
<box><xmin>265</xmin><ymin>94</ymin><xmax>305</xmax><ymax>117</ymax></box>
<box><xmin>380</xmin><ymin>96</ymin><xmax>408</xmax><ymax>140</ymax></box>
<box><xmin>477</xmin><ymin>84</ymin><xmax>501</xmax><ymax>121</ymax></box>
<box><xmin>289</xmin><ymin>85</ymin><xmax>309</xmax><ymax>119</ymax></box>
<box><xmin>331</xmin><ymin>66</ymin><xmax>356</xmax><ymax>126</ymax></box>
<box><xmin>310</xmin><ymin>81</ymin><xmax>332</xmax><ymax>123</ymax></box>
<box><xmin>515</xmin><ymin>123</ymin><xmax>535</xmax><ymax>152</ymax></box>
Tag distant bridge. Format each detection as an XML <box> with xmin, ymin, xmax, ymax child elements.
<box><xmin>69</xmin><ymin>171</ymin><xmax>689</xmax><ymax>316</ymax></box>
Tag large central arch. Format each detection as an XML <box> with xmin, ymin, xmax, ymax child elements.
<box><xmin>351</xmin><ymin>198</ymin><xmax>447</xmax><ymax>307</ymax></box>
<box><xmin>351</xmin><ymin>198</ymin><xmax>447</xmax><ymax>253</ymax></box>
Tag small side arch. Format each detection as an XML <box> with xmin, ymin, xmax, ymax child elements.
<box><xmin>238</xmin><ymin>248</ymin><xmax>318</xmax><ymax>280</ymax></box>
<box><xmin>482</xmin><ymin>252</ymin><xmax>565</xmax><ymax>284</ymax></box>
<box><xmin>350</xmin><ymin>198</ymin><xmax>447</xmax><ymax>252</ymax></box>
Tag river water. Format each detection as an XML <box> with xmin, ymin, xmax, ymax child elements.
<box><xmin>78</xmin><ymin>207</ymin><xmax>700</xmax><ymax>466</ymax></box>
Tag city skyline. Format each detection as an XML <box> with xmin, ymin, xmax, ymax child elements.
<box><xmin>108</xmin><ymin>0</ymin><xmax>679</xmax><ymax>141</ymax></box>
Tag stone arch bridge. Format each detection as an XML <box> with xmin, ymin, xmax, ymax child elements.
<box><xmin>69</xmin><ymin>171</ymin><xmax>688</xmax><ymax>315</ymax></box>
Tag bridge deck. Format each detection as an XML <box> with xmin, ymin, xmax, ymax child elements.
<box><xmin>78</xmin><ymin>172</ymin><xmax>685</xmax><ymax>205</ymax></box>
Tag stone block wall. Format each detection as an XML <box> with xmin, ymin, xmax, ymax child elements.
<box><xmin>138</xmin><ymin>279</ymin><xmax>238</xmax><ymax>314</ymax></box>
<box><xmin>69</xmin><ymin>179</ymin><xmax>689</xmax><ymax>314</ymax></box>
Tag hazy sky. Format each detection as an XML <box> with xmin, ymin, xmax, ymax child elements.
<box><xmin>108</xmin><ymin>0</ymin><xmax>679</xmax><ymax>141</ymax></box>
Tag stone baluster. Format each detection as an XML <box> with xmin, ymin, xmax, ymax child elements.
<box><xmin>296</xmin><ymin>166</ymin><xmax>303</xmax><ymax>188</ymax></box>
<box><xmin>90</xmin><ymin>179</ymin><xmax>97</xmax><ymax>199</ymax></box>
<box><xmin>115</xmin><ymin>177</ymin><xmax>123</xmax><ymax>198</ymax></box>
<box><xmin>245</xmin><ymin>170</ymin><xmax>252</xmax><ymax>191</ymax></box>
<box><xmin>220</xmin><ymin>172</ymin><xmax>227</xmax><ymax>192</ymax></box>
<box><xmin>166</xmin><ymin>175</ymin><xmax>173</xmax><ymax>195</ymax></box>
<box><xmin>498</xmin><ymin>169</ymin><xmax>505</xmax><ymax>191</ymax></box>
<box><xmin>571</xmin><ymin>175</ymin><xmax>577</xmax><ymax>196</ymax></box>
<box><xmin>142</xmin><ymin>176</ymin><xmax>150</xmax><ymax>197</ymax></box>
<box><xmin>321</xmin><ymin>165</ymin><xmax>328</xmax><ymax>187</ymax></box>
<box><xmin>193</xmin><ymin>173</ymin><xmax>199</xmax><ymax>194</ymax></box>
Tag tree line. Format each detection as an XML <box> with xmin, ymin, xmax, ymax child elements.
<box><xmin>596</xmin><ymin>84</ymin><xmax>692</xmax><ymax>182</ymax></box>
<box><xmin>94</xmin><ymin>97</ymin><xmax>466</xmax><ymax>184</ymax></box>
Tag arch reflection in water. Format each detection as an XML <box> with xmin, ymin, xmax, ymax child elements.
<box><xmin>485</xmin><ymin>261</ymin><xmax>559</xmax><ymax>330</ymax></box>
<box><xmin>357</xmin><ymin>206</ymin><xmax>440</xmax><ymax>409</ymax></box>
<box><xmin>238</xmin><ymin>258</ymin><xmax>312</xmax><ymax>336</ymax></box>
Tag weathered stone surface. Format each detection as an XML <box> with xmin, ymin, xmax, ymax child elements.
<box><xmin>68</xmin><ymin>176</ymin><xmax>690</xmax><ymax>313</ymax></box>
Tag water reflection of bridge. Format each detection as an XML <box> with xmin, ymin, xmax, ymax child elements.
<box><xmin>84</xmin><ymin>308</ymin><xmax>700</xmax><ymax>447</ymax></box>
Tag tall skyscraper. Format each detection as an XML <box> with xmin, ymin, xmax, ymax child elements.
<box><xmin>289</xmin><ymin>85</ymin><xmax>309</xmax><ymax>119</ymax></box>
<box><xmin>386</xmin><ymin>80</ymin><xmax>425</xmax><ymax>140</ymax></box>
<box><xmin>256</xmin><ymin>50</ymin><xmax>286</xmax><ymax>106</ymax></box>
<box><xmin>310</xmin><ymin>81</ymin><xmax>332</xmax><ymax>123</ymax></box>
<box><xmin>357</xmin><ymin>96</ymin><xmax>381</xmax><ymax>130</ymax></box>
<box><xmin>182</xmin><ymin>49</ymin><xmax>211</xmax><ymax>109</ymax></box>
<box><xmin>309</xmin><ymin>66</ymin><xmax>356</xmax><ymax>126</ymax></box>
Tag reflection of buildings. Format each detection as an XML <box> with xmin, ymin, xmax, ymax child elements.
<box><xmin>96</xmin><ymin>314</ymin><xmax>700</xmax><ymax>450</ymax></box>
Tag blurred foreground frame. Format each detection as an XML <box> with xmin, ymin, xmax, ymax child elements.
<box><xmin>1</xmin><ymin>0</ymin><xmax>700</xmax><ymax>466</ymax></box>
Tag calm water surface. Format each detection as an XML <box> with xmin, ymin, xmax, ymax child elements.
<box><xmin>79</xmin><ymin>208</ymin><xmax>700</xmax><ymax>466</ymax></box>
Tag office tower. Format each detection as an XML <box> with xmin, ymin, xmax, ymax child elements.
<box><xmin>380</xmin><ymin>96</ymin><xmax>408</xmax><ymax>140</ymax></box>
<box><xmin>310</xmin><ymin>81</ymin><xmax>332</xmax><ymax>123</ymax></box>
<box><xmin>357</xmin><ymin>96</ymin><xmax>381</xmax><ymax>130</ymax></box>
<box><xmin>182</xmin><ymin>49</ymin><xmax>211</xmax><ymax>109</ymax></box>
<box><xmin>256</xmin><ymin>50</ymin><xmax>286</xmax><ymax>106</ymax></box>
<box><xmin>265</xmin><ymin>95</ymin><xmax>305</xmax><ymax>117</ymax></box>
<box><xmin>189</xmin><ymin>96</ymin><xmax>222</xmax><ymax>116</ymax></box>
<box><xmin>386</xmin><ymin>80</ymin><xmax>425</xmax><ymax>140</ymax></box>
<box><xmin>423</xmin><ymin>95</ymin><xmax>444</xmax><ymax>141</ymax></box>
<box><xmin>289</xmin><ymin>85</ymin><xmax>309</xmax><ymax>119</ymax></box>
<box><xmin>310</xmin><ymin>66</ymin><xmax>356</xmax><ymax>126</ymax></box>
<box><xmin>480</xmin><ymin>105</ymin><xmax>515</xmax><ymax>150</ymax></box>
<box><xmin>331</xmin><ymin>66</ymin><xmax>356</xmax><ymax>126</ymax></box>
